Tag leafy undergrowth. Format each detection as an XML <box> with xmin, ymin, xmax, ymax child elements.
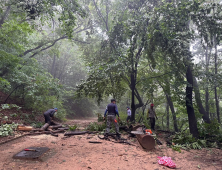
<box><xmin>169</xmin><ymin>120</ymin><xmax>222</xmax><ymax>152</ymax></box>
<box><xmin>86</xmin><ymin>122</ymin><xmax>106</xmax><ymax>132</ymax></box>
<box><xmin>171</xmin><ymin>132</ymin><xmax>207</xmax><ymax>152</ymax></box>
<box><xmin>0</xmin><ymin>123</ymin><xmax>18</xmax><ymax>137</ymax></box>
<box><xmin>0</xmin><ymin>104</ymin><xmax>44</xmax><ymax>126</ymax></box>
<box><xmin>97</xmin><ymin>113</ymin><xmax>104</xmax><ymax>122</ymax></box>
<box><xmin>69</xmin><ymin>125</ymin><xmax>78</xmax><ymax>131</ymax></box>
<box><xmin>0</xmin><ymin>104</ymin><xmax>44</xmax><ymax>139</ymax></box>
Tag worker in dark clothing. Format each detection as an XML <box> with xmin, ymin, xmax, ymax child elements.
<box><xmin>43</xmin><ymin>108</ymin><xmax>58</xmax><ymax>124</ymax></box>
<box><xmin>104</xmin><ymin>99</ymin><xmax>120</xmax><ymax>137</ymax></box>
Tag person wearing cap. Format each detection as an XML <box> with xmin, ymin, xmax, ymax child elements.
<box><xmin>43</xmin><ymin>108</ymin><xmax>58</xmax><ymax>124</ymax></box>
<box><xmin>147</xmin><ymin>104</ymin><xmax>158</xmax><ymax>130</ymax></box>
<box><xmin>126</xmin><ymin>107</ymin><xmax>131</xmax><ymax>123</ymax></box>
<box><xmin>104</xmin><ymin>99</ymin><xmax>120</xmax><ymax>137</ymax></box>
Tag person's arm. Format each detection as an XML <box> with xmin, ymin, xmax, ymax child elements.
<box><xmin>51</xmin><ymin>111</ymin><xmax>55</xmax><ymax>120</ymax></box>
<box><xmin>104</xmin><ymin>107</ymin><xmax>108</xmax><ymax>117</ymax></box>
<box><xmin>115</xmin><ymin>105</ymin><xmax>119</xmax><ymax>117</ymax></box>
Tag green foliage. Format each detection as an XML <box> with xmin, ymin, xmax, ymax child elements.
<box><xmin>198</xmin><ymin>119</ymin><xmax>220</xmax><ymax>137</ymax></box>
<box><xmin>0</xmin><ymin>104</ymin><xmax>21</xmax><ymax>110</ymax></box>
<box><xmin>118</xmin><ymin>111</ymin><xmax>128</xmax><ymax>122</ymax></box>
<box><xmin>10</xmin><ymin>113</ymin><xmax>18</xmax><ymax>118</ymax></box>
<box><xmin>31</xmin><ymin>122</ymin><xmax>44</xmax><ymax>128</ymax></box>
<box><xmin>119</xmin><ymin>120</ymin><xmax>128</xmax><ymax>126</ymax></box>
<box><xmin>171</xmin><ymin>145</ymin><xmax>182</xmax><ymax>153</ymax></box>
<box><xmin>97</xmin><ymin>113</ymin><xmax>104</xmax><ymax>122</ymax></box>
<box><xmin>86</xmin><ymin>122</ymin><xmax>106</xmax><ymax>132</ymax></box>
<box><xmin>1</xmin><ymin>58</ymin><xmax>67</xmax><ymax>121</ymax></box>
<box><xmin>69</xmin><ymin>125</ymin><xmax>78</xmax><ymax>131</ymax></box>
<box><xmin>173</xmin><ymin>132</ymin><xmax>196</xmax><ymax>145</ymax></box>
<box><xmin>0</xmin><ymin>123</ymin><xmax>18</xmax><ymax>137</ymax></box>
<box><xmin>171</xmin><ymin>132</ymin><xmax>207</xmax><ymax>151</ymax></box>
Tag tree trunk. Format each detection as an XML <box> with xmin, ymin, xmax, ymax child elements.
<box><xmin>214</xmin><ymin>36</ymin><xmax>220</xmax><ymax>123</ymax></box>
<box><xmin>64</xmin><ymin>131</ymin><xmax>88</xmax><ymax>136</ymax></box>
<box><xmin>166</xmin><ymin>93</ymin><xmax>178</xmax><ymax>132</ymax></box>
<box><xmin>41</xmin><ymin>123</ymin><xmax>50</xmax><ymax>131</ymax></box>
<box><xmin>136</xmin><ymin>134</ymin><xmax>155</xmax><ymax>150</ymax></box>
<box><xmin>51</xmin><ymin>55</ymin><xmax>56</xmax><ymax>78</ymax></box>
<box><xmin>186</xmin><ymin>65</ymin><xmax>199</xmax><ymax>138</ymax></box>
<box><xmin>166</xmin><ymin>99</ymin><xmax>169</xmax><ymax>130</ymax></box>
<box><xmin>130</xmin><ymin>73</ymin><xmax>136</xmax><ymax>122</ymax></box>
<box><xmin>0</xmin><ymin>5</ymin><xmax>11</xmax><ymax>28</ymax></box>
<box><xmin>193</xmin><ymin>77</ymin><xmax>211</xmax><ymax>123</ymax></box>
<box><xmin>4</xmin><ymin>85</ymin><xmax>22</xmax><ymax>104</ymax></box>
<box><xmin>138</xmin><ymin>99</ymin><xmax>149</xmax><ymax>123</ymax></box>
<box><xmin>205</xmin><ymin>46</ymin><xmax>210</xmax><ymax>120</ymax></box>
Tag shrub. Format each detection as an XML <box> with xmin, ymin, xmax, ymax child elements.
<box><xmin>198</xmin><ymin>119</ymin><xmax>220</xmax><ymax>137</ymax></box>
<box><xmin>0</xmin><ymin>123</ymin><xmax>18</xmax><ymax>137</ymax></box>
<box><xmin>171</xmin><ymin>131</ymin><xmax>207</xmax><ymax>151</ymax></box>
<box><xmin>86</xmin><ymin>122</ymin><xmax>106</xmax><ymax>132</ymax></box>
<box><xmin>97</xmin><ymin>113</ymin><xmax>104</xmax><ymax>122</ymax></box>
<box><xmin>31</xmin><ymin>122</ymin><xmax>44</xmax><ymax>128</ymax></box>
<box><xmin>69</xmin><ymin>125</ymin><xmax>78</xmax><ymax>131</ymax></box>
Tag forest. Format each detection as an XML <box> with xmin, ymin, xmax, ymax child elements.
<box><xmin>1</xmin><ymin>0</ymin><xmax>222</xmax><ymax>168</ymax></box>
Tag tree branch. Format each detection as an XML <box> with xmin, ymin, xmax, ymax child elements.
<box><xmin>105</xmin><ymin>0</ymin><xmax>109</xmax><ymax>31</ymax></box>
<box><xmin>92</xmin><ymin>0</ymin><xmax>108</xmax><ymax>31</ymax></box>
<box><xmin>20</xmin><ymin>26</ymin><xmax>91</xmax><ymax>58</ymax></box>
<box><xmin>136</xmin><ymin>72</ymin><xmax>173</xmax><ymax>85</ymax></box>
<box><xmin>29</xmin><ymin>36</ymin><xmax>67</xmax><ymax>58</ymax></box>
<box><xmin>0</xmin><ymin>5</ymin><xmax>11</xmax><ymax>29</ymax></box>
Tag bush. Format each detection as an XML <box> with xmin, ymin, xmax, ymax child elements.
<box><xmin>69</xmin><ymin>125</ymin><xmax>78</xmax><ymax>131</ymax></box>
<box><xmin>31</xmin><ymin>122</ymin><xmax>44</xmax><ymax>128</ymax></box>
<box><xmin>86</xmin><ymin>122</ymin><xmax>106</xmax><ymax>132</ymax></box>
<box><xmin>198</xmin><ymin>119</ymin><xmax>220</xmax><ymax>137</ymax></box>
<box><xmin>119</xmin><ymin>111</ymin><xmax>128</xmax><ymax>121</ymax></box>
<box><xmin>0</xmin><ymin>104</ymin><xmax>22</xmax><ymax>110</ymax></box>
<box><xmin>171</xmin><ymin>131</ymin><xmax>207</xmax><ymax>151</ymax></box>
<box><xmin>0</xmin><ymin>123</ymin><xmax>18</xmax><ymax>137</ymax></box>
<box><xmin>97</xmin><ymin>113</ymin><xmax>104</xmax><ymax>122</ymax></box>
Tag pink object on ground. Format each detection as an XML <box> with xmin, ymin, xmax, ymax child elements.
<box><xmin>158</xmin><ymin>156</ymin><xmax>176</xmax><ymax>169</ymax></box>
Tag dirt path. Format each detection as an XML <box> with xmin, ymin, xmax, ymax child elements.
<box><xmin>0</xmin><ymin>118</ymin><xmax>222</xmax><ymax>170</ymax></box>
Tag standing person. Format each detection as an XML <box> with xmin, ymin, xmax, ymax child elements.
<box><xmin>43</xmin><ymin>108</ymin><xmax>58</xmax><ymax>124</ymax></box>
<box><xmin>104</xmin><ymin>99</ymin><xmax>121</xmax><ymax>137</ymax></box>
<box><xmin>126</xmin><ymin>106</ymin><xmax>131</xmax><ymax>123</ymax></box>
<box><xmin>147</xmin><ymin>104</ymin><xmax>158</xmax><ymax>130</ymax></box>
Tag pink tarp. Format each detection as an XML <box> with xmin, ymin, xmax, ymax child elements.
<box><xmin>158</xmin><ymin>156</ymin><xmax>176</xmax><ymax>169</ymax></box>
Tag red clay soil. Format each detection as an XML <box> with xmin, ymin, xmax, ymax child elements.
<box><xmin>0</xmin><ymin>119</ymin><xmax>222</xmax><ymax>170</ymax></box>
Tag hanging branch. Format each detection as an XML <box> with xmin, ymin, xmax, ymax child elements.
<box><xmin>0</xmin><ymin>5</ymin><xmax>11</xmax><ymax>29</ymax></box>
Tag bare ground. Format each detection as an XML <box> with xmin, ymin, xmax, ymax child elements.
<box><xmin>0</xmin><ymin>118</ymin><xmax>222</xmax><ymax>170</ymax></box>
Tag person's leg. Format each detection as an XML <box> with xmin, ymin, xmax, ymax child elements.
<box><xmin>149</xmin><ymin>118</ymin><xmax>152</xmax><ymax>129</ymax></box>
<box><xmin>112</xmin><ymin>116</ymin><xmax>119</xmax><ymax>134</ymax></box>
<box><xmin>153</xmin><ymin>118</ymin><xmax>156</xmax><ymax>130</ymax></box>
<box><xmin>105</xmin><ymin>115</ymin><xmax>112</xmax><ymax>134</ymax></box>
<box><xmin>150</xmin><ymin>118</ymin><xmax>154</xmax><ymax>130</ymax></box>
<box><xmin>127</xmin><ymin>116</ymin><xmax>130</xmax><ymax>122</ymax></box>
<box><xmin>44</xmin><ymin>114</ymin><xmax>51</xmax><ymax>124</ymax></box>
